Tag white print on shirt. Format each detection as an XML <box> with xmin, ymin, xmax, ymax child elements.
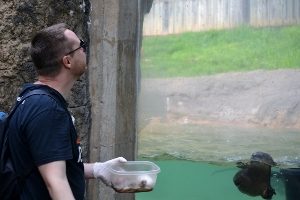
<box><xmin>78</xmin><ymin>145</ymin><xmax>83</xmax><ymax>163</ymax></box>
<box><xmin>71</xmin><ymin>115</ymin><xmax>76</xmax><ymax>125</ymax></box>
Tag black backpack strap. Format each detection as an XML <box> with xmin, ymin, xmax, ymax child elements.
<box><xmin>8</xmin><ymin>89</ymin><xmax>75</xmax><ymax>177</ymax></box>
<box><xmin>4</xmin><ymin>89</ymin><xmax>56</xmax><ymax>146</ymax></box>
<box><xmin>5</xmin><ymin>89</ymin><xmax>59</xmax><ymax>177</ymax></box>
<box><xmin>4</xmin><ymin>89</ymin><xmax>55</xmax><ymax>146</ymax></box>
<box><xmin>7</xmin><ymin>89</ymin><xmax>55</xmax><ymax>120</ymax></box>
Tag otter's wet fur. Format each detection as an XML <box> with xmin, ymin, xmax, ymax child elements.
<box><xmin>233</xmin><ymin>152</ymin><xmax>276</xmax><ymax>199</ymax></box>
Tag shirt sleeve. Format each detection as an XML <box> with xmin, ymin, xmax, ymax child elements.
<box><xmin>25</xmin><ymin>109</ymin><xmax>73</xmax><ymax>166</ymax></box>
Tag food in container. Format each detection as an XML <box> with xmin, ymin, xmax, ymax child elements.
<box><xmin>109</xmin><ymin>161</ymin><xmax>160</xmax><ymax>193</ymax></box>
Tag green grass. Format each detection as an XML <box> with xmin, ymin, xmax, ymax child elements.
<box><xmin>141</xmin><ymin>25</ymin><xmax>300</xmax><ymax>78</ymax></box>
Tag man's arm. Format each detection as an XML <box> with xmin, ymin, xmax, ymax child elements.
<box><xmin>38</xmin><ymin>161</ymin><xmax>75</xmax><ymax>200</ymax></box>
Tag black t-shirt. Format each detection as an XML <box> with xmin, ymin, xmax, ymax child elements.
<box><xmin>8</xmin><ymin>84</ymin><xmax>85</xmax><ymax>200</ymax></box>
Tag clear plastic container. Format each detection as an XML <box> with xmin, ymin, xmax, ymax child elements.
<box><xmin>109</xmin><ymin>161</ymin><xmax>161</xmax><ymax>193</ymax></box>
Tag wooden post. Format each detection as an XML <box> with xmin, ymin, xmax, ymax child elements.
<box><xmin>87</xmin><ymin>0</ymin><xmax>145</xmax><ymax>199</ymax></box>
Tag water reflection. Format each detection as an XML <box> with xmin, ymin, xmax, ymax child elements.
<box><xmin>138</xmin><ymin>121</ymin><xmax>300</xmax><ymax>168</ymax></box>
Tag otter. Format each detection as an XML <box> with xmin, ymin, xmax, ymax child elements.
<box><xmin>233</xmin><ymin>152</ymin><xmax>276</xmax><ymax>199</ymax></box>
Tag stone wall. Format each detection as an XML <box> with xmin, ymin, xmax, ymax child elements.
<box><xmin>0</xmin><ymin>0</ymin><xmax>90</xmax><ymax>159</ymax></box>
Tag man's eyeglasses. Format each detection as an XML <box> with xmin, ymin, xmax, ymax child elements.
<box><xmin>65</xmin><ymin>39</ymin><xmax>86</xmax><ymax>55</ymax></box>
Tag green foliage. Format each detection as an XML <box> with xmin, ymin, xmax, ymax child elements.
<box><xmin>141</xmin><ymin>25</ymin><xmax>300</xmax><ymax>78</ymax></box>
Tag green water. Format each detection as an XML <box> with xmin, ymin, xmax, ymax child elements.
<box><xmin>137</xmin><ymin>122</ymin><xmax>299</xmax><ymax>199</ymax></box>
<box><xmin>136</xmin><ymin>160</ymin><xmax>286</xmax><ymax>200</ymax></box>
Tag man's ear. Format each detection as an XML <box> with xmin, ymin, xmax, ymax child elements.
<box><xmin>62</xmin><ymin>55</ymin><xmax>71</xmax><ymax>70</ymax></box>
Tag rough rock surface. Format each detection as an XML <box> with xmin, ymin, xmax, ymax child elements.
<box><xmin>0</xmin><ymin>0</ymin><xmax>90</xmax><ymax>160</ymax></box>
<box><xmin>139</xmin><ymin>69</ymin><xmax>300</xmax><ymax>129</ymax></box>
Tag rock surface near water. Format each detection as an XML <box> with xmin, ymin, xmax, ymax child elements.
<box><xmin>139</xmin><ymin>69</ymin><xmax>300</xmax><ymax>129</ymax></box>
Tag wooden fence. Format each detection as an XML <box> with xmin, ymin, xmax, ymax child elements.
<box><xmin>143</xmin><ymin>0</ymin><xmax>300</xmax><ymax>35</ymax></box>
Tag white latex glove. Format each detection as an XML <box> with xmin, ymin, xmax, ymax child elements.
<box><xmin>93</xmin><ymin>157</ymin><xmax>127</xmax><ymax>186</ymax></box>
